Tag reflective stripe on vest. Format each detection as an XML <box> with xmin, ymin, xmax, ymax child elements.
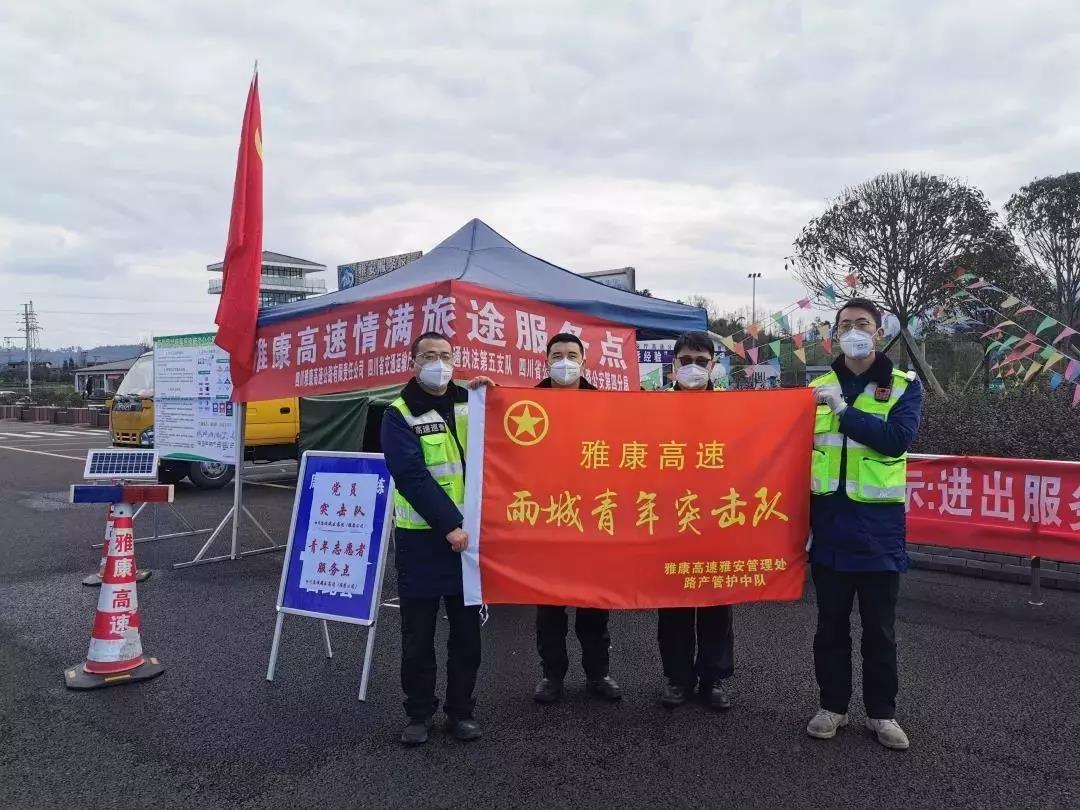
<box><xmin>395</xmin><ymin>501</ymin><xmax>467</xmax><ymax>526</ymax></box>
<box><xmin>390</xmin><ymin>397</ymin><xmax>468</xmax><ymax>530</ymax></box>
<box><xmin>809</xmin><ymin>369</ymin><xmax>910</xmax><ymax>504</ymax></box>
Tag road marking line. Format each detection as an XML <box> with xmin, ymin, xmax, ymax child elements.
<box><xmin>0</xmin><ymin>445</ymin><xmax>85</xmax><ymax>461</ymax></box>
<box><xmin>247</xmin><ymin>480</ymin><xmax>295</xmax><ymax>490</ymax></box>
<box><xmin>25</xmin><ymin>432</ymin><xmax>58</xmax><ymax>437</ymax></box>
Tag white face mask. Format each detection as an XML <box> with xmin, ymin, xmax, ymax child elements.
<box><xmin>839</xmin><ymin>329</ymin><xmax>875</xmax><ymax>360</ymax></box>
<box><xmin>675</xmin><ymin>363</ymin><xmax>710</xmax><ymax>390</ymax></box>
<box><xmin>549</xmin><ymin>359</ymin><xmax>582</xmax><ymax>386</ymax></box>
<box><xmin>417</xmin><ymin>360</ymin><xmax>453</xmax><ymax>389</ymax></box>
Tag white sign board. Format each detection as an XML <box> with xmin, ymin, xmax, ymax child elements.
<box><xmin>583</xmin><ymin>267</ymin><xmax>636</xmax><ymax>291</ymax></box>
<box><xmin>153</xmin><ymin>333</ymin><xmax>239</xmax><ymax>465</ymax></box>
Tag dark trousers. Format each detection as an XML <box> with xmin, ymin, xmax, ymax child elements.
<box><xmin>812</xmin><ymin>564</ymin><xmax>900</xmax><ymax>719</ymax></box>
<box><xmin>536</xmin><ymin>605</ymin><xmax>610</xmax><ymax>681</ymax></box>
<box><xmin>657</xmin><ymin>605</ymin><xmax>734</xmax><ymax>688</ymax></box>
<box><xmin>399</xmin><ymin>594</ymin><xmax>481</xmax><ymax>721</ymax></box>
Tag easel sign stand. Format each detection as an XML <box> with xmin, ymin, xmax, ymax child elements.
<box><xmin>265</xmin><ymin>451</ymin><xmax>395</xmax><ymax>702</ymax></box>
<box><xmin>174</xmin><ymin>404</ymin><xmax>285</xmax><ymax>569</ymax></box>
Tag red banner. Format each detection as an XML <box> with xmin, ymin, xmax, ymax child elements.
<box><xmin>234</xmin><ymin>280</ymin><xmax>638</xmax><ymax>401</ymax></box>
<box><xmin>907</xmin><ymin>455</ymin><xmax>1080</xmax><ymax>562</ymax></box>
<box><xmin>463</xmin><ymin>387</ymin><xmax>814</xmax><ymax>609</ymax></box>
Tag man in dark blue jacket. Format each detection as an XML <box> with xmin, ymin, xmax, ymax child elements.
<box><xmin>805</xmin><ymin>299</ymin><xmax>922</xmax><ymax>751</ymax></box>
<box><xmin>381</xmin><ymin>331</ymin><xmax>491</xmax><ymax>746</ymax></box>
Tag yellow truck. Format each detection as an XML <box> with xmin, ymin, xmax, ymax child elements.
<box><xmin>109</xmin><ymin>352</ymin><xmax>299</xmax><ymax>488</ymax></box>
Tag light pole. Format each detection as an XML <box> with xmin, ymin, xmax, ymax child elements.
<box><xmin>747</xmin><ymin>273</ymin><xmax>762</xmax><ymax>325</ymax></box>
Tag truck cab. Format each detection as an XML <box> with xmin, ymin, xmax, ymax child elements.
<box><xmin>109</xmin><ymin>352</ymin><xmax>299</xmax><ymax>488</ymax></box>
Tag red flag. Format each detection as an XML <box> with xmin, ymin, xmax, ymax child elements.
<box><xmin>214</xmin><ymin>73</ymin><xmax>263</xmax><ymax>392</ymax></box>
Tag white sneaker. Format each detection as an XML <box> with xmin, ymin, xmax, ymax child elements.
<box><xmin>865</xmin><ymin>718</ymin><xmax>910</xmax><ymax>750</ymax></box>
<box><xmin>806</xmin><ymin>709</ymin><xmax>849</xmax><ymax>739</ymax></box>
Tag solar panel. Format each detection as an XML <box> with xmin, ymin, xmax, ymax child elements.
<box><xmin>83</xmin><ymin>449</ymin><xmax>159</xmax><ymax>481</ymax></box>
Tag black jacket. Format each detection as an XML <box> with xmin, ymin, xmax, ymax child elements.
<box><xmin>381</xmin><ymin>379</ymin><xmax>469</xmax><ymax>597</ymax></box>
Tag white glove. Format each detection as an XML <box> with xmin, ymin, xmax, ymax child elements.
<box><xmin>814</xmin><ymin>384</ymin><xmax>847</xmax><ymax>416</ymax></box>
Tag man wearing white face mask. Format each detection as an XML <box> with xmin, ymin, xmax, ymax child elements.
<box><xmin>533</xmin><ymin>332</ymin><xmax>623</xmax><ymax>705</ymax></box>
<box><xmin>657</xmin><ymin>331</ymin><xmax>736</xmax><ymax>712</ymax></box>
<box><xmin>381</xmin><ymin>331</ymin><xmax>494</xmax><ymax>746</ymax></box>
<box><xmin>805</xmin><ymin>299</ymin><xmax>922</xmax><ymax>751</ymax></box>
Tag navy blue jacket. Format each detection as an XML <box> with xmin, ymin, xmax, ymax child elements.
<box><xmin>809</xmin><ymin>354</ymin><xmax>923</xmax><ymax>573</ymax></box>
<box><xmin>381</xmin><ymin>379</ymin><xmax>468</xmax><ymax>598</ymax></box>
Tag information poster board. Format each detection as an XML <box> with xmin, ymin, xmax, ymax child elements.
<box><xmin>275</xmin><ymin>452</ymin><xmax>394</xmax><ymax>626</ymax></box>
<box><xmin>153</xmin><ymin>332</ymin><xmax>239</xmax><ymax>465</ymax></box>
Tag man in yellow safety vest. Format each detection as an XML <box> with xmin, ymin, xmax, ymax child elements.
<box><xmin>381</xmin><ymin>331</ymin><xmax>492</xmax><ymax>746</ymax></box>
<box><xmin>804</xmin><ymin>298</ymin><xmax>923</xmax><ymax>751</ymax></box>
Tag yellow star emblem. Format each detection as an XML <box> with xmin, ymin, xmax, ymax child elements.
<box><xmin>503</xmin><ymin>400</ymin><xmax>549</xmax><ymax>446</ymax></box>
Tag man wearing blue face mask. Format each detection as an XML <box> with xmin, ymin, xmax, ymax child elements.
<box><xmin>805</xmin><ymin>298</ymin><xmax>922</xmax><ymax>751</ymax></box>
<box><xmin>533</xmin><ymin>332</ymin><xmax>622</xmax><ymax>705</ymax></box>
<box><xmin>657</xmin><ymin>330</ymin><xmax>736</xmax><ymax>711</ymax></box>
<box><xmin>381</xmin><ymin>331</ymin><xmax>493</xmax><ymax>746</ymax></box>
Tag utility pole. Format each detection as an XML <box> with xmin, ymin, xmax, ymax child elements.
<box><xmin>18</xmin><ymin>302</ymin><xmax>41</xmax><ymax>397</ymax></box>
<box><xmin>747</xmin><ymin>273</ymin><xmax>762</xmax><ymax>325</ymax></box>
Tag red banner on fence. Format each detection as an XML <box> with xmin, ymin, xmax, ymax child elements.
<box><xmin>462</xmin><ymin>387</ymin><xmax>815</xmax><ymax>609</ymax></box>
<box><xmin>907</xmin><ymin>455</ymin><xmax>1080</xmax><ymax>563</ymax></box>
<box><xmin>233</xmin><ymin>281</ymin><xmax>638</xmax><ymax>401</ymax></box>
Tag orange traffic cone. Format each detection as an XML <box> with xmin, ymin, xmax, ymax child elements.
<box><xmin>82</xmin><ymin>504</ymin><xmax>151</xmax><ymax>588</ymax></box>
<box><xmin>65</xmin><ymin>503</ymin><xmax>164</xmax><ymax>689</ymax></box>
<box><xmin>82</xmin><ymin>505</ymin><xmax>114</xmax><ymax>587</ymax></box>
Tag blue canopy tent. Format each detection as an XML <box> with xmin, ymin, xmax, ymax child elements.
<box><xmin>259</xmin><ymin>218</ymin><xmax>707</xmax><ymax>335</ymax></box>
<box><xmin>257</xmin><ymin>220</ymin><xmax>706</xmax><ymax>452</ymax></box>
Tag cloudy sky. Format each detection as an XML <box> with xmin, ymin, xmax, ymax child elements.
<box><xmin>2</xmin><ymin>0</ymin><xmax>1078</xmax><ymax>348</ymax></box>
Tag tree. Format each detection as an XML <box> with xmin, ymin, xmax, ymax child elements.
<box><xmin>678</xmin><ymin>295</ymin><xmax>752</xmax><ymax>336</ymax></box>
<box><xmin>1004</xmin><ymin>172</ymin><xmax>1080</xmax><ymax>331</ymax></box>
<box><xmin>945</xmin><ymin>226</ymin><xmax>1057</xmax><ymax>391</ymax></box>
<box><xmin>788</xmin><ymin>171</ymin><xmax>1003</xmax><ymax>397</ymax></box>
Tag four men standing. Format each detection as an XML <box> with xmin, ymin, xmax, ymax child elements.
<box><xmin>382</xmin><ymin>307</ymin><xmax>921</xmax><ymax>750</ymax></box>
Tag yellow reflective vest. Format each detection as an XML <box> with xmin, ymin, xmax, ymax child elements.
<box><xmin>390</xmin><ymin>397</ymin><xmax>468</xmax><ymax>530</ymax></box>
<box><xmin>809</xmin><ymin>369</ymin><xmax>910</xmax><ymax>503</ymax></box>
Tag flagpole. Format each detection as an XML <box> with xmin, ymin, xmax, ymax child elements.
<box><xmin>230</xmin><ymin>403</ymin><xmax>245</xmax><ymax>559</ymax></box>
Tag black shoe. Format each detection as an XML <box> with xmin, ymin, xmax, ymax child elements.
<box><xmin>401</xmin><ymin>718</ymin><xmax>433</xmax><ymax>745</ymax></box>
<box><xmin>660</xmin><ymin>683</ymin><xmax>691</xmax><ymax>708</ymax></box>
<box><xmin>444</xmin><ymin>717</ymin><xmax>483</xmax><ymax>741</ymax></box>
<box><xmin>700</xmin><ymin>682</ymin><xmax>733</xmax><ymax>711</ymax></box>
<box><xmin>585</xmin><ymin>675</ymin><xmax>623</xmax><ymax>701</ymax></box>
<box><xmin>534</xmin><ymin>677</ymin><xmax>564</xmax><ymax>704</ymax></box>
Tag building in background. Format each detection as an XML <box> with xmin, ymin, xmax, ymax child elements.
<box><xmin>73</xmin><ymin>356</ymin><xmax>140</xmax><ymax>399</ymax></box>
<box><xmin>583</xmin><ymin>267</ymin><xmax>636</xmax><ymax>291</ymax></box>
<box><xmin>337</xmin><ymin>251</ymin><xmax>423</xmax><ymax>290</ymax></box>
<box><xmin>207</xmin><ymin>251</ymin><xmax>328</xmax><ymax>309</ymax></box>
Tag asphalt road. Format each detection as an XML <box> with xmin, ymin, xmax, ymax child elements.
<box><xmin>0</xmin><ymin>420</ymin><xmax>1078</xmax><ymax>809</ymax></box>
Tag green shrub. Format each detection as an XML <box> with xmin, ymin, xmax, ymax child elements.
<box><xmin>912</xmin><ymin>384</ymin><xmax>1080</xmax><ymax>461</ymax></box>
